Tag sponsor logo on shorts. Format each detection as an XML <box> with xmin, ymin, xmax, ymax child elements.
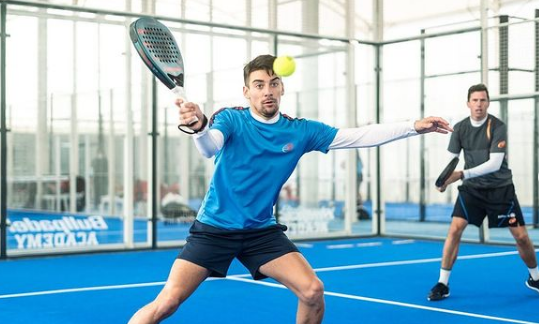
<box><xmin>497</xmin><ymin>140</ymin><xmax>506</xmax><ymax>148</ymax></box>
<box><xmin>497</xmin><ymin>212</ymin><xmax>516</xmax><ymax>219</ymax></box>
<box><xmin>498</xmin><ymin>212</ymin><xmax>517</xmax><ymax>226</ymax></box>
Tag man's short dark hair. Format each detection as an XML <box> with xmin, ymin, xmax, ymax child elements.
<box><xmin>243</xmin><ymin>54</ymin><xmax>276</xmax><ymax>86</ymax></box>
<box><xmin>467</xmin><ymin>83</ymin><xmax>490</xmax><ymax>101</ymax></box>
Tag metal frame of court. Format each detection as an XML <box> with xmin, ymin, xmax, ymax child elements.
<box><xmin>0</xmin><ymin>0</ymin><xmax>538</xmax><ymax>259</ymax></box>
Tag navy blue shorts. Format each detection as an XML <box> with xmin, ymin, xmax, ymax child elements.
<box><xmin>178</xmin><ymin>220</ymin><xmax>299</xmax><ymax>280</ymax></box>
<box><xmin>452</xmin><ymin>184</ymin><xmax>525</xmax><ymax>228</ymax></box>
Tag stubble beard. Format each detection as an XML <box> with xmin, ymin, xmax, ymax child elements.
<box><xmin>259</xmin><ymin>101</ymin><xmax>279</xmax><ymax>119</ymax></box>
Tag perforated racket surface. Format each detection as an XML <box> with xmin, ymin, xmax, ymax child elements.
<box><xmin>435</xmin><ymin>157</ymin><xmax>459</xmax><ymax>187</ymax></box>
<box><xmin>130</xmin><ymin>17</ymin><xmax>184</xmax><ymax>90</ymax></box>
<box><xmin>130</xmin><ymin>17</ymin><xmax>197</xmax><ymax>126</ymax></box>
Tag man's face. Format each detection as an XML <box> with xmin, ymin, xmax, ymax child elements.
<box><xmin>243</xmin><ymin>69</ymin><xmax>284</xmax><ymax>119</ymax></box>
<box><xmin>467</xmin><ymin>90</ymin><xmax>489</xmax><ymax>121</ymax></box>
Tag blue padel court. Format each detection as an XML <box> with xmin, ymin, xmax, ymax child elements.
<box><xmin>0</xmin><ymin>237</ymin><xmax>537</xmax><ymax>324</ymax></box>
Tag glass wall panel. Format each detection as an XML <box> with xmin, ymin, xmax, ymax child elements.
<box><xmin>380</xmin><ymin>40</ymin><xmax>422</xmax><ymax>237</ymax></box>
<box><xmin>5</xmin><ymin>1</ymin><xmax>537</xmax><ymax>258</ymax></box>
<box><xmin>3</xmin><ymin>7</ymin><xmax>143</xmax><ymax>255</ymax></box>
<box><xmin>489</xmin><ymin>100</ymin><xmax>536</xmax><ymax>243</ymax></box>
<box><xmin>381</xmin><ymin>32</ymin><xmax>484</xmax><ymax>241</ymax></box>
<box><xmin>485</xmin><ymin>17</ymin><xmax>539</xmax><ymax>245</ymax></box>
<box><xmin>351</xmin><ymin>43</ymin><xmax>377</xmax><ymax>234</ymax></box>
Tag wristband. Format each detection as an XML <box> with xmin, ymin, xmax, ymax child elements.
<box><xmin>178</xmin><ymin>114</ymin><xmax>208</xmax><ymax>135</ymax></box>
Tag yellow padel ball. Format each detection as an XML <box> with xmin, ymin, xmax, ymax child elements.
<box><xmin>273</xmin><ymin>56</ymin><xmax>296</xmax><ymax>77</ymax></box>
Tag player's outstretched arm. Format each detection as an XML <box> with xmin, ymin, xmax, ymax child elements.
<box><xmin>414</xmin><ymin>116</ymin><xmax>453</xmax><ymax>134</ymax></box>
<box><xmin>329</xmin><ymin>116</ymin><xmax>452</xmax><ymax>150</ymax></box>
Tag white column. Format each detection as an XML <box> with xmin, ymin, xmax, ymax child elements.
<box><xmin>69</xmin><ymin>97</ymin><xmax>79</xmax><ymax>213</ymax></box>
<box><xmin>299</xmin><ymin>0</ymin><xmax>320</xmax><ymax>207</ymax></box>
<box><xmin>344</xmin><ymin>0</ymin><xmax>357</xmax><ymax>233</ymax></box>
<box><xmin>36</xmin><ymin>12</ymin><xmax>48</xmax><ymax>210</ymax></box>
<box><xmin>107</xmin><ymin>90</ymin><xmax>116</xmax><ymax>215</ymax></box>
<box><xmin>144</xmin><ymin>0</ymin><xmax>156</xmax><ymax>245</ymax></box>
<box><xmin>480</xmin><ymin>0</ymin><xmax>490</xmax><ymax>241</ymax></box>
<box><xmin>373</xmin><ymin>0</ymin><xmax>385</xmax><ymax>234</ymax></box>
<box><xmin>480</xmin><ymin>0</ymin><xmax>489</xmax><ymax>86</ymax></box>
<box><xmin>123</xmin><ymin>8</ymin><xmax>134</xmax><ymax>247</ymax></box>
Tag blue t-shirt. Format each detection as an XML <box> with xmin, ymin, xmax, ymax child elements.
<box><xmin>197</xmin><ymin>107</ymin><xmax>338</xmax><ymax>229</ymax></box>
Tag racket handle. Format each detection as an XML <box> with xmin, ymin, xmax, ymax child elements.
<box><xmin>172</xmin><ymin>86</ymin><xmax>199</xmax><ymax>125</ymax></box>
<box><xmin>171</xmin><ymin>85</ymin><xmax>187</xmax><ymax>101</ymax></box>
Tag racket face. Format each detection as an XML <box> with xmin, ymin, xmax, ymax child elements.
<box><xmin>435</xmin><ymin>157</ymin><xmax>459</xmax><ymax>187</ymax></box>
<box><xmin>129</xmin><ymin>18</ymin><xmax>185</xmax><ymax>90</ymax></box>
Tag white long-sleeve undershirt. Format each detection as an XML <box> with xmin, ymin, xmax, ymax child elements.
<box><xmin>193</xmin><ymin>127</ymin><xmax>224</xmax><ymax>158</ymax></box>
<box><xmin>192</xmin><ymin>119</ymin><xmax>418</xmax><ymax>158</ymax></box>
<box><xmin>328</xmin><ymin>121</ymin><xmax>417</xmax><ymax>150</ymax></box>
<box><xmin>449</xmin><ymin>150</ymin><xmax>505</xmax><ymax>180</ymax></box>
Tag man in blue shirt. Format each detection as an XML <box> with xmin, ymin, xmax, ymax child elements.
<box><xmin>128</xmin><ymin>54</ymin><xmax>453</xmax><ymax>324</ymax></box>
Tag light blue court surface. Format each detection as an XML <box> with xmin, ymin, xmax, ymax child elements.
<box><xmin>0</xmin><ymin>238</ymin><xmax>538</xmax><ymax>324</ymax></box>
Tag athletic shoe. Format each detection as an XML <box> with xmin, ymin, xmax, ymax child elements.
<box><xmin>428</xmin><ymin>282</ymin><xmax>450</xmax><ymax>301</ymax></box>
<box><xmin>525</xmin><ymin>276</ymin><xmax>539</xmax><ymax>294</ymax></box>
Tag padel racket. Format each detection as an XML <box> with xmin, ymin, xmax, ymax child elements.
<box><xmin>129</xmin><ymin>17</ymin><xmax>198</xmax><ymax>126</ymax></box>
<box><xmin>435</xmin><ymin>157</ymin><xmax>459</xmax><ymax>187</ymax></box>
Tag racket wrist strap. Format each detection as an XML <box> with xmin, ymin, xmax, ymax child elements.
<box><xmin>178</xmin><ymin>114</ymin><xmax>208</xmax><ymax>135</ymax></box>
<box><xmin>194</xmin><ymin>114</ymin><xmax>209</xmax><ymax>133</ymax></box>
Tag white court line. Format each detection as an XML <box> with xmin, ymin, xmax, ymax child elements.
<box><xmin>0</xmin><ymin>281</ymin><xmax>166</xmax><ymax>299</ymax></box>
<box><xmin>226</xmin><ymin>276</ymin><xmax>539</xmax><ymax>324</ymax></box>
<box><xmin>0</xmin><ymin>249</ymin><xmax>533</xmax><ymax>300</ymax></box>
<box><xmin>295</xmin><ymin>243</ymin><xmax>314</xmax><ymax>248</ymax></box>
<box><xmin>327</xmin><ymin>244</ymin><xmax>355</xmax><ymax>249</ymax></box>
<box><xmin>314</xmin><ymin>250</ymin><xmax>524</xmax><ymax>273</ymax></box>
<box><xmin>327</xmin><ymin>242</ymin><xmax>383</xmax><ymax>249</ymax></box>
<box><xmin>392</xmin><ymin>239</ymin><xmax>415</xmax><ymax>245</ymax></box>
<box><xmin>0</xmin><ymin>276</ymin><xmax>233</xmax><ymax>300</ymax></box>
<box><xmin>356</xmin><ymin>242</ymin><xmax>383</xmax><ymax>247</ymax></box>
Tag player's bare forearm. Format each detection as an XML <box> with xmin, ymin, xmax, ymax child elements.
<box><xmin>437</xmin><ymin>170</ymin><xmax>464</xmax><ymax>192</ymax></box>
<box><xmin>414</xmin><ymin>116</ymin><xmax>453</xmax><ymax>134</ymax></box>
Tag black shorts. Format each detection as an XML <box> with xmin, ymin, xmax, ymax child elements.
<box><xmin>452</xmin><ymin>184</ymin><xmax>525</xmax><ymax>228</ymax></box>
<box><xmin>178</xmin><ymin>220</ymin><xmax>299</xmax><ymax>280</ymax></box>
